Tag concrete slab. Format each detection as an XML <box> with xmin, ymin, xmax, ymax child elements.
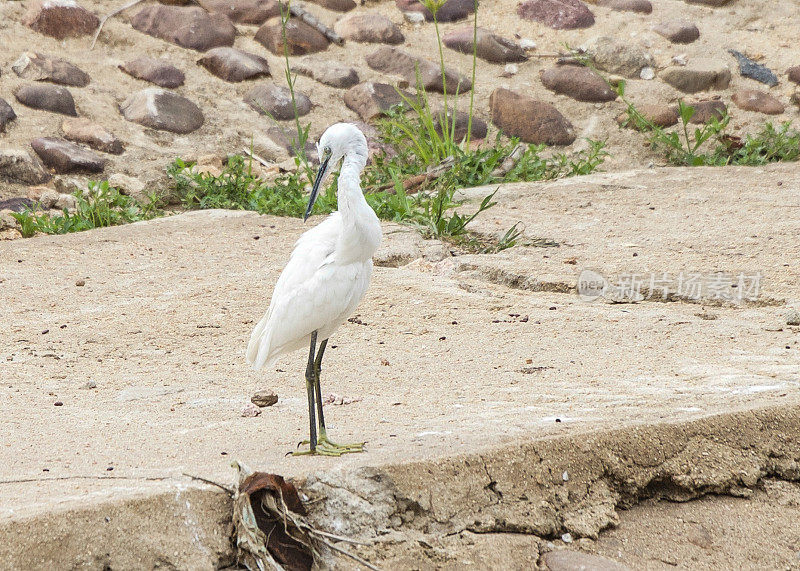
<box><xmin>1</xmin><ymin>164</ymin><xmax>799</xmax><ymax>568</ymax></box>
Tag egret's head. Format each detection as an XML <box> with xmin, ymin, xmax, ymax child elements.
<box><xmin>304</xmin><ymin>123</ymin><xmax>368</xmax><ymax>221</ymax></box>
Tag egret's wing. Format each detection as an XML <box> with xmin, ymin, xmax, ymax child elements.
<box><xmin>247</xmin><ymin>213</ymin><xmax>352</xmax><ymax>369</ymax></box>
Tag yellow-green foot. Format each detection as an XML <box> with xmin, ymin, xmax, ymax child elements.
<box><xmin>291</xmin><ymin>436</ymin><xmax>365</xmax><ymax>457</ymax></box>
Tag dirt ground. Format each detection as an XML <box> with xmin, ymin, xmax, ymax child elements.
<box><xmin>2</xmin><ymin>164</ymin><xmax>799</xmax><ymax>568</ymax></box>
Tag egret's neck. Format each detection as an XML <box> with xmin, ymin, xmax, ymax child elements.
<box><xmin>335</xmin><ymin>152</ymin><xmax>381</xmax><ymax>262</ymax></box>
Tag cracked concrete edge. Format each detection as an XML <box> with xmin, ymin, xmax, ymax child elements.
<box><xmin>305</xmin><ymin>402</ymin><xmax>800</xmax><ymax>566</ymax></box>
<box><xmin>3</xmin><ymin>403</ymin><xmax>798</xmax><ymax>569</ymax></box>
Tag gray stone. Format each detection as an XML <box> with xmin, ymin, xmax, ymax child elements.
<box><xmin>653</xmin><ymin>20</ymin><xmax>700</xmax><ymax>44</ymax></box>
<box><xmin>517</xmin><ymin>0</ymin><xmax>594</xmax><ymax>29</ymax></box>
<box><xmin>14</xmin><ymin>84</ymin><xmax>77</xmax><ymax>116</ymax></box>
<box><xmin>443</xmin><ymin>27</ymin><xmax>528</xmax><ymax>63</ymax></box>
<box><xmin>291</xmin><ymin>58</ymin><xmax>358</xmax><ymax>88</ymax></box>
<box><xmin>0</xmin><ymin>149</ymin><xmax>52</xmax><ymax>184</ymax></box>
<box><xmin>120</xmin><ymin>88</ymin><xmax>204</xmax><ymax>134</ymax></box>
<box><xmin>131</xmin><ymin>5</ymin><xmax>236</xmax><ymax>51</ymax></box>
<box><xmin>0</xmin><ymin>99</ymin><xmax>17</xmax><ymax>133</ymax></box>
<box><xmin>119</xmin><ymin>57</ymin><xmax>185</xmax><ymax>89</ymax></box>
<box><xmin>198</xmin><ymin>47</ymin><xmax>271</xmax><ymax>82</ymax></box>
<box><xmin>590</xmin><ymin>36</ymin><xmax>653</xmax><ymax>78</ymax></box>
<box><xmin>344</xmin><ymin>82</ymin><xmax>410</xmax><ymax>121</ymax></box>
<box><xmin>30</xmin><ymin>137</ymin><xmax>106</xmax><ymax>174</ymax></box>
<box><xmin>245</xmin><ymin>83</ymin><xmax>311</xmax><ymax>120</ymax></box>
<box><xmin>61</xmin><ymin>118</ymin><xmax>124</xmax><ymax>155</ymax></box>
<box><xmin>366</xmin><ymin>46</ymin><xmax>471</xmax><ymax>94</ymax></box>
<box><xmin>489</xmin><ymin>88</ymin><xmax>575</xmax><ymax>145</ymax></box>
<box><xmin>23</xmin><ymin>0</ymin><xmax>99</xmax><ymax>39</ymax></box>
<box><xmin>660</xmin><ymin>59</ymin><xmax>731</xmax><ymax>93</ymax></box>
<box><xmin>12</xmin><ymin>52</ymin><xmax>90</xmax><ymax>87</ymax></box>
<box><xmin>729</xmin><ymin>49</ymin><xmax>778</xmax><ymax>87</ymax></box>
<box><xmin>540</xmin><ymin>65</ymin><xmax>617</xmax><ymax>102</ymax></box>
<box><xmin>786</xmin><ymin>309</ymin><xmax>800</xmax><ymax>326</ymax></box>
<box><xmin>333</xmin><ymin>12</ymin><xmax>404</xmax><ymax>45</ymax></box>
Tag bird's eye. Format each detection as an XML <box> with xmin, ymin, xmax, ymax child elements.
<box><xmin>323</xmin><ymin>146</ymin><xmax>332</xmax><ymax>158</ymax></box>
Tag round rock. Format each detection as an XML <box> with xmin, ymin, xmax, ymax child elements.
<box><xmin>0</xmin><ymin>99</ymin><xmax>17</xmax><ymax>133</ymax></box>
<box><xmin>617</xmin><ymin>103</ymin><xmax>679</xmax><ymax>128</ymax></box>
<box><xmin>131</xmin><ymin>5</ymin><xmax>236</xmax><ymax>51</ymax></box>
<box><xmin>119</xmin><ymin>57</ymin><xmax>186</xmax><ymax>89</ymax></box>
<box><xmin>590</xmin><ymin>36</ymin><xmax>653</xmax><ymax>78</ymax></box>
<box><xmin>653</xmin><ymin>20</ymin><xmax>700</xmax><ymax>44</ymax></box>
<box><xmin>540</xmin><ymin>65</ymin><xmax>617</xmax><ymax>102</ymax></box>
<box><xmin>0</xmin><ymin>149</ymin><xmax>52</xmax><ymax>184</ymax></box>
<box><xmin>306</xmin><ymin>0</ymin><xmax>356</xmax><ymax>11</ymax></box>
<box><xmin>344</xmin><ymin>82</ymin><xmax>411</xmax><ymax>121</ymax></box>
<box><xmin>786</xmin><ymin>66</ymin><xmax>800</xmax><ymax>85</ymax></box>
<box><xmin>333</xmin><ymin>12</ymin><xmax>404</xmax><ymax>45</ymax></box>
<box><xmin>660</xmin><ymin>59</ymin><xmax>731</xmax><ymax>93</ymax></box>
<box><xmin>14</xmin><ymin>84</ymin><xmax>77</xmax><ymax>116</ymax></box>
<box><xmin>597</xmin><ymin>0</ymin><xmax>652</xmax><ymax>13</ymax></box>
<box><xmin>198</xmin><ymin>0</ymin><xmax>280</xmax><ymax>24</ymax></box>
<box><xmin>198</xmin><ymin>47</ymin><xmax>271</xmax><ymax>82</ymax></box>
<box><xmin>61</xmin><ymin>118</ymin><xmax>124</xmax><ymax>155</ymax></box>
<box><xmin>396</xmin><ymin>0</ymin><xmax>474</xmax><ymax>22</ymax></box>
<box><xmin>366</xmin><ymin>46</ymin><xmax>471</xmax><ymax>94</ymax></box>
<box><xmin>12</xmin><ymin>52</ymin><xmax>90</xmax><ymax>87</ymax></box>
<box><xmin>255</xmin><ymin>18</ymin><xmax>329</xmax><ymax>56</ymax></box>
<box><xmin>517</xmin><ymin>0</ymin><xmax>594</xmax><ymax>29</ymax></box>
<box><xmin>489</xmin><ymin>88</ymin><xmax>575</xmax><ymax>145</ymax></box>
<box><xmin>688</xmin><ymin>100</ymin><xmax>727</xmax><ymax>124</ymax></box>
<box><xmin>245</xmin><ymin>83</ymin><xmax>311</xmax><ymax>120</ymax></box>
<box><xmin>23</xmin><ymin>0</ymin><xmax>99</xmax><ymax>39</ymax></box>
<box><xmin>31</xmin><ymin>137</ymin><xmax>106</xmax><ymax>174</ymax></box>
<box><xmin>251</xmin><ymin>390</ymin><xmax>278</xmax><ymax>407</ymax></box>
<box><xmin>731</xmin><ymin>89</ymin><xmax>785</xmax><ymax>115</ymax></box>
<box><xmin>120</xmin><ymin>88</ymin><xmax>205</xmax><ymax>134</ymax></box>
<box><xmin>443</xmin><ymin>27</ymin><xmax>527</xmax><ymax>63</ymax></box>
<box><xmin>291</xmin><ymin>58</ymin><xmax>359</xmax><ymax>88</ymax></box>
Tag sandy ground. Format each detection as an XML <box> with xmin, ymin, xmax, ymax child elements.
<box><xmin>1</xmin><ymin>165</ymin><xmax>799</xmax><ymax>568</ymax></box>
<box><xmin>1</xmin><ymin>0</ymin><xmax>800</xmax><ymax>200</ymax></box>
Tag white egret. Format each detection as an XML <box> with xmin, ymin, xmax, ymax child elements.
<box><xmin>246</xmin><ymin>123</ymin><xmax>382</xmax><ymax>456</ymax></box>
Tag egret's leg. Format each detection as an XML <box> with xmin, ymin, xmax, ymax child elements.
<box><xmin>293</xmin><ymin>331</ymin><xmax>318</xmax><ymax>456</ymax></box>
<box><xmin>312</xmin><ymin>338</ymin><xmax>365</xmax><ymax>456</ymax></box>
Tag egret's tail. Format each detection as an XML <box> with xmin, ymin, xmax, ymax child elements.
<box><xmin>246</xmin><ymin>314</ymin><xmax>276</xmax><ymax>371</ymax></box>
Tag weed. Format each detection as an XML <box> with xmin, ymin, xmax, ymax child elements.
<box><xmin>619</xmin><ymin>86</ymin><xmax>800</xmax><ymax>167</ymax></box>
<box><xmin>11</xmin><ymin>181</ymin><xmax>160</xmax><ymax>237</ymax></box>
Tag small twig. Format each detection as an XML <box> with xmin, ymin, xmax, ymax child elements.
<box><xmin>289</xmin><ymin>3</ymin><xmax>344</xmax><ymax>46</ymax></box>
<box><xmin>91</xmin><ymin>0</ymin><xmax>146</xmax><ymax>49</ymax></box>
<box><xmin>242</xmin><ymin>147</ymin><xmax>272</xmax><ymax>169</ymax></box>
<box><xmin>183</xmin><ymin>472</ymin><xmax>235</xmax><ymax>495</ymax></box>
<box><xmin>307</xmin><ymin>528</ymin><xmax>372</xmax><ymax>546</ymax></box>
<box><xmin>0</xmin><ymin>475</ymin><xmax>172</xmax><ymax>484</ymax></box>
<box><xmin>318</xmin><ymin>538</ymin><xmax>382</xmax><ymax>571</ymax></box>
<box><xmin>491</xmin><ymin>143</ymin><xmax>526</xmax><ymax>178</ymax></box>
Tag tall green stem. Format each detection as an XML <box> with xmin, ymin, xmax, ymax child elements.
<box><xmin>465</xmin><ymin>0</ymin><xmax>478</xmax><ymax>147</ymax></box>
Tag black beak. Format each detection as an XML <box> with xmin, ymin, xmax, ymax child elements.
<box><xmin>304</xmin><ymin>156</ymin><xmax>331</xmax><ymax>222</ymax></box>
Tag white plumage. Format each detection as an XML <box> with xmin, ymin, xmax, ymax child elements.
<box><xmin>246</xmin><ymin>123</ymin><xmax>381</xmax><ymax>455</ymax></box>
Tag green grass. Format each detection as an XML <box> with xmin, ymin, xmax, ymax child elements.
<box><xmin>11</xmin><ymin>181</ymin><xmax>160</xmax><ymax>238</ymax></box>
<box><xmin>619</xmin><ymin>90</ymin><xmax>800</xmax><ymax>167</ymax></box>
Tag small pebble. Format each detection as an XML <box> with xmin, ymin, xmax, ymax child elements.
<box><xmin>640</xmin><ymin>66</ymin><xmax>655</xmax><ymax>80</ymax></box>
<box><xmin>76</xmin><ymin>279</ymin><xmax>85</xmax><ymax>286</ymax></box>
<box><xmin>403</xmin><ymin>11</ymin><xmax>425</xmax><ymax>23</ymax></box>
<box><xmin>519</xmin><ymin>39</ymin><xmax>537</xmax><ymax>50</ymax></box>
<box><xmin>786</xmin><ymin>310</ymin><xmax>800</xmax><ymax>326</ymax></box>
<box><xmin>672</xmin><ymin>54</ymin><xmax>688</xmax><ymax>66</ymax></box>
<box><xmin>502</xmin><ymin>63</ymin><xmax>519</xmax><ymax>76</ymax></box>
<box><xmin>561</xmin><ymin>533</ymin><xmax>573</xmax><ymax>543</ymax></box>
<box><xmin>83</xmin><ymin>380</ymin><xmax>97</xmax><ymax>389</ymax></box>
<box><xmin>251</xmin><ymin>389</ymin><xmax>278</xmax><ymax>407</ymax></box>
<box><xmin>562</xmin><ymin>470</ymin><xmax>569</xmax><ymax>481</ymax></box>
<box><xmin>54</xmin><ymin>401</ymin><xmax>63</xmax><ymax>406</ymax></box>
<box><xmin>241</xmin><ymin>402</ymin><xmax>262</xmax><ymax>417</ymax></box>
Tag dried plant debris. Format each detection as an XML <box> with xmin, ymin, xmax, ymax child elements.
<box><xmin>231</xmin><ymin>461</ymin><xmax>380</xmax><ymax>571</ymax></box>
<box><xmin>728</xmin><ymin>50</ymin><xmax>778</xmax><ymax>87</ymax></box>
